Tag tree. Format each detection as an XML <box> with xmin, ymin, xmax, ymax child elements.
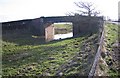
<box><xmin>71</xmin><ymin>2</ymin><xmax>100</xmax><ymax>16</ymax></box>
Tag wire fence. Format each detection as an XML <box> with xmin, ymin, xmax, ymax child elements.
<box><xmin>88</xmin><ymin>22</ymin><xmax>105</xmax><ymax>78</ymax></box>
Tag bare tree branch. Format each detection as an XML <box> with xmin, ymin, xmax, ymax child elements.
<box><xmin>74</xmin><ymin>1</ymin><xmax>100</xmax><ymax>16</ymax></box>
<box><xmin>65</xmin><ymin>12</ymin><xmax>76</xmax><ymax>16</ymax></box>
<box><xmin>77</xmin><ymin>10</ymin><xmax>88</xmax><ymax>14</ymax></box>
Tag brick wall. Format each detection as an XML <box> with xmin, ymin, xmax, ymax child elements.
<box><xmin>45</xmin><ymin>23</ymin><xmax>54</xmax><ymax>42</ymax></box>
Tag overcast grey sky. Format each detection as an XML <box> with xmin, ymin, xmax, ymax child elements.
<box><xmin>0</xmin><ymin>0</ymin><xmax>119</xmax><ymax>22</ymax></box>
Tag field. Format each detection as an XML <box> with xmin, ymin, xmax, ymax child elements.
<box><xmin>2</xmin><ymin>27</ymin><xmax>98</xmax><ymax>76</ymax></box>
<box><xmin>54</xmin><ymin>23</ymin><xmax>73</xmax><ymax>34</ymax></box>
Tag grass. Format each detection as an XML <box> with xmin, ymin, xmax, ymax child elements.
<box><xmin>2</xmin><ymin>38</ymin><xmax>82</xmax><ymax>76</ymax></box>
<box><xmin>2</xmin><ymin>28</ymin><xmax>98</xmax><ymax>76</ymax></box>
<box><xmin>105</xmin><ymin>23</ymin><xmax>118</xmax><ymax>51</ymax></box>
<box><xmin>54</xmin><ymin>23</ymin><xmax>73</xmax><ymax>34</ymax></box>
<box><xmin>99</xmin><ymin>63</ymin><xmax>106</xmax><ymax>71</ymax></box>
<box><xmin>104</xmin><ymin>23</ymin><xmax>119</xmax><ymax>76</ymax></box>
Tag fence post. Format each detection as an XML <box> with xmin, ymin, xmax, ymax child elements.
<box><xmin>88</xmin><ymin>20</ymin><xmax>104</xmax><ymax>78</ymax></box>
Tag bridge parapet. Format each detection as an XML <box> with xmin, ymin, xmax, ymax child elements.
<box><xmin>2</xmin><ymin>15</ymin><xmax>104</xmax><ymax>42</ymax></box>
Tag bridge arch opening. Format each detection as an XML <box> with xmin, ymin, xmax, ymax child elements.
<box><xmin>53</xmin><ymin>22</ymin><xmax>73</xmax><ymax>40</ymax></box>
<box><xmin>42</xmin><ymin>16</ymin><xmax>103</xmax><ymax>42</ymax></box>
<box><xmin>44</xmin><ymin>22</ymin><xmax>73</xmax><ymax>41</ymax></box>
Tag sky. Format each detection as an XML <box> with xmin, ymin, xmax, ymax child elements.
<box><xmin>0</xmin><ymin>0</ymin><xmax>119</xmax><ymax>22</ymax></box>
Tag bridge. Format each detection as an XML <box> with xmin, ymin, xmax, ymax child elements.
<box><xmin>2</xmin><ymin>15</ymin><xmax>103</xmax><ymax>42</ymax></box>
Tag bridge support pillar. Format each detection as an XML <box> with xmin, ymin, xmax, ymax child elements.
<box><xmin>44</xmin><ymin>23</ymin><xmax>54</xmax><ymax>42</ymax></box>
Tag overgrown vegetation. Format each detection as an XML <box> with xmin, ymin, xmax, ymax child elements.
<box><xmin>2</xmin><ymin>29</ymin><xmax>98</xmax><ymax>76</ymax></box>
<box><xmin>104</xmin><ymin>23</ymin><xmax>119</xmax><ymax>76</ymax></box>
